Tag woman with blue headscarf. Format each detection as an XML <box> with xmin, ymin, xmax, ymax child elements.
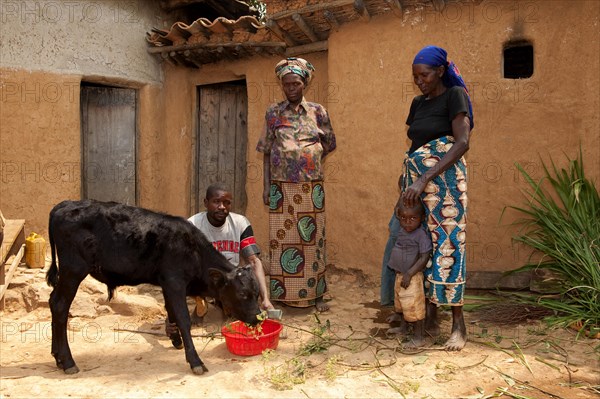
<box><xmin>381</xmin><ymin>45</ymin><xmax>473</xmax><ymax>350</ymax></box>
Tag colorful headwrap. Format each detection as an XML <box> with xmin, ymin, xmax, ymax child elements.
<box><xmin>413</xmin><ymin>45</ymin><xmax>474</xmax><ymax>129</ymax></box>
<box><xmin>275</xmin><ymin>57</ymin><xmax>315</xmax><ymax>84</ymax></box>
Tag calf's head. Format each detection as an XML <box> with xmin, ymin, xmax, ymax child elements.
<box><xmin>208</xmin><ymin>266</ymin><xmax>261</xmax><ymax>325</ymax></box>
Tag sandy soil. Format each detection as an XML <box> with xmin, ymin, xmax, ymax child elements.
<box><xmin>1</xmin><ymin>265</ymin><xmax>598</xmax><ymax>399</ymax></box>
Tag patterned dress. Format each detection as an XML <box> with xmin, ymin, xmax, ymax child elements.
<box><xmin>402</xmin><ymin>136</ymin><xmax>468</xmax><ymax>305</ymax></box>
<box><xmin>256</xmin><ymin>98</ymin><xmax>336</xmax><ymax>307</ymax></box>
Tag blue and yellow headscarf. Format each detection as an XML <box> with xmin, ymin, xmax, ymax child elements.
<box><xmin>275</xmin><ymin>57</ymin><xmax>315</xmax><ymax>84</ymax></box>
<box><xmin>413</xmin><ymin>46</ymin><xmax>474</xmax><ymax>129</ymax></box>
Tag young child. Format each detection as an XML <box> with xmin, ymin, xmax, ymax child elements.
<box><xmin>386</xmin><ymin>197</ymin><xmax>432</xmax><ymax>347</ymax></box>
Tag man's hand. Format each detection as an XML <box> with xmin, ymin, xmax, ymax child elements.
<box><xmin>261</xmin><ymin>298</ymin><xmax>275</xmax><ymax>310</ymax></box>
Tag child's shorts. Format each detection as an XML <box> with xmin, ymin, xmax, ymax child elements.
<box><xmin>394</xmin><ymin>272</ymin><xmax>426</xmax><ymax>322</ymax></box>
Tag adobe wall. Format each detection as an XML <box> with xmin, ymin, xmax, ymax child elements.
<box><xmin>0</xmin><ymin>0</ymin><xmax>164</xmax><ymax>83</ymax></box>
<box><xmin>0</xmin><ymin>69</ymin><xmax>164</xmax><ymax>236</ymax></box>
<box><xmin>1</xmin><ymin>0</ymin><xmax>598</xmax><ymax>283</ymax></box>
<box><xmin>0</xmin><ymin>0</ymin><xmax>166</xmax><ymax>233</ymax></box>
<box><xmin>325</xmin><ymin>0</ymin><xmax>600</xmax><ymax>274</ymax></box>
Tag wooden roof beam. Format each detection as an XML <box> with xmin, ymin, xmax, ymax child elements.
<box><xmin>265</xmin><ymin>19</ymin><xmax>298</xmax><ymax>47</ymax></box>
<box><xmin>147</xmin><ymin>41</ymin><xmax>287</xmax><ymax>54</ymax></box>
<box><xmin>431</xmin><ymin>0</ymin><xmax>446</xmax><ymax>12</ymax></box>
<box><xmin>160</xmin><ymin>51</ymin><xmax>177</xmax><ymax>67</ymax></box>
<box><xmin>270</xmin><ymin>0</ymin><xmax>354</xmax><ymax>21</ymax></box>
<box><xmin>323</xmin><ymin>10</ymin><xmax>340</xmax><ymax>31</ymax></box>
<box><xmin>354</xmin><ymin>0</ymin><xmax>370</xmax><ymax>22</ymax></box>
<box><xmin>286</xmin><ymin>40</ymin><xmax>328</xmax><ymax>57</ymax></box>
<box><xmin>183</xmin><ymin>50</ymin><xmax>204</xmax><ymax>68</ymax></box>
<box><xmin>292</xmin><ymin>13</ymin><xmax>319</xmax><ymax>42</ymax></box>
<box><xmin>384</xmin><ymin>0</ymin><xmax>403</xmax><ymax>15</ymax></box>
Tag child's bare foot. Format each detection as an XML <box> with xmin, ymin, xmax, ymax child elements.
<box><xmin>444</xmin><ymin>330</ymin><xmax>467</xmax><ymax>351</ymax></box>
<box><xmin>386</xmin><ymin>312</ymin><xmax>403</xmax><ymax>323</ymax></box>
<box><xmin>315</xmin><ymin>297</ymin><xmax>329</xmax><ymax>312</ymax></box>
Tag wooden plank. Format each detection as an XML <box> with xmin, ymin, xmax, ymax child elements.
<box><xmin>0</xmin><ymin>219</ymin><xmax>25</xmax><ymax>266</ymax></box>
<box><xmin>0</xmin><ymin>244</ymin><xmax>25</xmax><ymax>310</ymax></box>
<box><xmin>292</xmin><ymin>13</ymin><xmax>319</xmax><ymax>43</ymax></box>
<box><xmin>265</xmin><ymin>20</ymin><xmax>298</xmax><ymax>47</ymax></box>
<box><xmin>81</xmin><ymin>86</ymin><xmax>137</xmax><ymax>205</ymax></box>
<box><xmin>270</xmin><ymin>0</ymin><xmax>355</xmax><ymax>20</ymax></box>
<box><xmin>286</xmin><ymin>41</ymin><xmax>328</xmax><ymax>57</ymax></box>
<box><xmin>217</xmin><ymin>86</ymin><xmax>238</xmax><ymax>210</ymax></box>
<box><xmin>198</xmin><ymin>87</ymin><xmax>221</xmax><ymax>202</ymax></box>
<box><xmin>233</xmin><ymin>86</ymin><xmax>248</xmax><ymax>213</ymax></box>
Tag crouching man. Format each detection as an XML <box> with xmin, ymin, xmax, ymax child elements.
<box><xmin>167</xmin><ymin>183</ymin><xmax>274</xmax><ymax>334</ymax></box>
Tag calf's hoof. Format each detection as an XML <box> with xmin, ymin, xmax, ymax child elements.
<box><xmin>192</xmin><ymin>364</ymin><xmax>208</xmax><ymax>375</ymax></box>
<box><xmin>64</xmin><ymin>365</ymin><xmax>80</xmax><ymax>375</ymax></box>
<box><xmin>170</xmin><ymin>335</ymin><xmax>184</xmax><ymax>349</ymax></box>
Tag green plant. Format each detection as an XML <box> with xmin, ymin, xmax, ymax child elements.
<box><xmin>505</xmin><ymin>149</ymin><xmax>600</xmax><ymax>334</ymax></box>
<box><xmin>297</xmin><ymin>314</ymin><xmax>333</xmax><ymax>355</ymax></box>
<box><xmin>266</xmin><ymin>358</ymin><xmax>307</xmax><ymax>390</ymax></box>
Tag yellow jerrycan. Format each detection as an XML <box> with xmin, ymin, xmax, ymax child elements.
<box><xmin>25</xmin><ymin>232</ymin><xmax>47</xmax><ymax>268</ymax></box>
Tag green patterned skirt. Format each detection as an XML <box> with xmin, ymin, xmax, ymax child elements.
<box><xmin>268</xmin><ymin>180</ymin><xmax>327</xmax><ymax>307</ymax></box>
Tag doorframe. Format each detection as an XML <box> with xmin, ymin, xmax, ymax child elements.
<box><xmin>80</xmin><ymin>81</ymin><xmax>140</xmax><ymax>205</ymax></box>
<box><xmin>190</xmin><ymin>79</ymin><xmax>248</xmax><ymax>216</ymax></box>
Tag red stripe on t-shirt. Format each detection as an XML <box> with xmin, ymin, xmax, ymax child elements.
<box><xmin>240</xmin><ymin>236</ymin><xmax>256</xmax><ymax>250</ymax></box>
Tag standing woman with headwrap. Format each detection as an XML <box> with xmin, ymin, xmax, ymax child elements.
<box><xmin>256</xmin><ymin>58</ymin><xmax>337</xmax><ymax>312</ymax></box>
<box><xmin>385</xmin><ymin>45</ymin><xmax>473</xmax><ymax>350</ymax></box>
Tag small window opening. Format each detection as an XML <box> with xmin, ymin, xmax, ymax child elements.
<box><xmin>503</xmin><ymin>41</ymin><xmax>533</xmax><ymax>79</ymax></box>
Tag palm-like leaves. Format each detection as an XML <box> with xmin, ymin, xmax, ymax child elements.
<box><xmin>507</xmin><ymin>149</ymin><xmax>599</xmax><ymax>335</ymax></box>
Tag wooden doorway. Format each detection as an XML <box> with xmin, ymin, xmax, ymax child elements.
<box><xmin>193</xmin><ymin>81</ymin><xmax>248</xmax><ymax>213</ymax></box>
<box><xmin>81</xmin><ymin>84</ymin><xmax>137</xmax><ymax>205</ymax></box>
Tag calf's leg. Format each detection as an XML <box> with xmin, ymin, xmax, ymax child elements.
<box><xmin>49</xmin><ymin>273</ymin><xmax>85</xmax><ymax>374</ymax></box>
<box><xmin>162</xmin><ymin>285</ymin><xmax>208</xmax><ymax>375</ymax></box>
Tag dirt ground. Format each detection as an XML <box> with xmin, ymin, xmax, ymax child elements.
<box><xmin>1</xmin><ymin>264</ymin><xmax>598</xmax><ymax>399</ymax></box>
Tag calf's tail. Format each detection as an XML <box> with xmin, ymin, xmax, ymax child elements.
<box><xmin>46</xmin><ymin>211</ymin><xmax>58</xmax><ymax>287</ymax></box>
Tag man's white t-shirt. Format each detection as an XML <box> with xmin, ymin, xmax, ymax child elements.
<box><xmin>187</xmin><ymin>212</ymin><xmax>260</xmax><ymax>266</ymax></box>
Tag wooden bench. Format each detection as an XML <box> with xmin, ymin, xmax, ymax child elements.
<box><xmin>0</xmin><ymin>219</ymin><xmax>26</xmax><ymax>310</ymax></box>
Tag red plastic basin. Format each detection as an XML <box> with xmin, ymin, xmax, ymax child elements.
<box><xmin>221</xmin><ymin>319</ymin><xmax>283</xmax><ymax>356</ymax></box>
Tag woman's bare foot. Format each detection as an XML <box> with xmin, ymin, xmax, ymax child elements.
<box><xmin>315</xmin><ymin>297</ymin><xmax>329</xmax><ymax>312</ymax></box>
<box><xmin>386</xmin><ymin>312</ymin><xmax>403</xmax><ymax>323</ymax></box>
<box><xmin>444</xmin><ymin>330</ymin><xmax>467</xmax><ymax>351</ymax></box>
<box><xmin>445</xmin><ymin>306</ymin><xmax>466</xmax><ymax>350</ymax></box>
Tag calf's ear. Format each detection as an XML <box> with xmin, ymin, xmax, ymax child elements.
<box><xmin>208</xmin><ymin>268</ymin><xmax>227</xmax><ymax>288</ymax></box>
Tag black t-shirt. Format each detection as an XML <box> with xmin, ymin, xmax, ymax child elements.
<box><xmin>406</xmin><ymin>86</ymin><xmax>470</xmax><ymax>154</ymax></box>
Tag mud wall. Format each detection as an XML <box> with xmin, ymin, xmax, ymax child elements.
<box><xmin>1</xmin><ymin>0</ymin><xmax>598</xmax><ymax>282</ymax></box>
<box><xmin>0</xmin><ymin>0</ymin><xmax>166</xmax><ymax>234</ymax></box>
<box><xmin>325</xmin><ymin>0</ymin><xmax>600</xmax><ymax>274</ymax></box>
